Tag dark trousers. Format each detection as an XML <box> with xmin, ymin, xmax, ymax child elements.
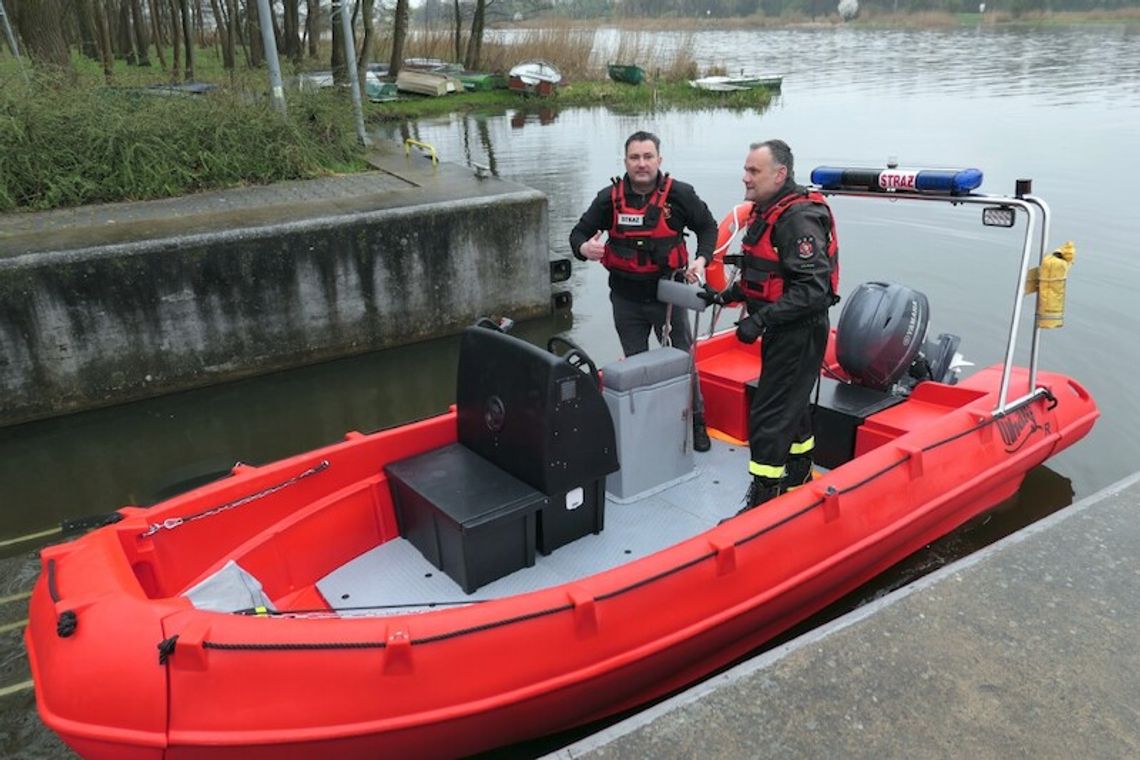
<box><xmin>610</xmin><ymin>291</ymin><xmax>704</xmax><ymax>416</ymax></box>
<box><xmin>748</xmin><ymin>314</ymin><xmax>829</xmax><ymax>478</ymax></box>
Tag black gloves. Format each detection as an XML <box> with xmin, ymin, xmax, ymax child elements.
<box><xmin>697</xmin><ymin>283</ymin><xmax>740</xmax><ymax>307</ymax></box>
<box><xmin>735</xmin><ymin>312</ymin><xmax>765</xmax><ymax>344</ymax></box>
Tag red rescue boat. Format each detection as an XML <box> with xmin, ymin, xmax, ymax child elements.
<box><xmin>25</xmin><ymin>169</ymin><xmax>1098</xmax><ymax>759</ymax></box>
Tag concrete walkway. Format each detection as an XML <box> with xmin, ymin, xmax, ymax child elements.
<box><xmin>553</xmin><ymin>473</ymin><xmax>1140</xmax><ymax>759</ymax></box>
<box><xmin>0</xmin><ymin>144</ymin><xmax>516</xmax><ymax>257</ymax></box>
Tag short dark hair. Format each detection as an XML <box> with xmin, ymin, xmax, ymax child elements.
<box><xmin>625</xmin><ymin>131</ymin><xmax>661</xmax><ymax>154</ymax></box>
<box><xmin>750</xmin><ymin>139</ymin><xmax>794</xmax><ymax>181</ymax></box>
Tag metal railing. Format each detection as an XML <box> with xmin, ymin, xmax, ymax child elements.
<box><xmin>813</xmin><ymin>185</ymin><xmax>1054</xmax><ymax>417</ymax></box>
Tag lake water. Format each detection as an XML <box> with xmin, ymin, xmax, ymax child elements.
<box><xmin>3</xmin><ymin>24</ymin><xmax>1138</xmax><ymax>757</ymax></box>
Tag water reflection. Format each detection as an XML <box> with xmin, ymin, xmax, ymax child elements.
<box><xmin>510</xmin><ymin>107</ymin><xmax>559</xmax><ymax>129</ymax></box>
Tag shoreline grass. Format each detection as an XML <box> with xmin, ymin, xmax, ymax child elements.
<box><xmin>367</xmin><ymin>79</ymin><xmax>777</xmax><ymax>122</ymax></box>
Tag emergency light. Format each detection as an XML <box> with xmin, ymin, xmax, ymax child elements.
<box><xmin>811</xmin><ymin>166</ymin><xmax>983</xmax><ymax>195</ymax></box>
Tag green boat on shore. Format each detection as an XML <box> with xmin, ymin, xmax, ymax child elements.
<box><xmin>457</xmin><ymin>72</ymin><xmax>507</xmax><ymax>92</ymax></box>
<box><xmin>608</xmin><ymin>64</ymin><xmax>646</xmax><ymax>85</ymax></box>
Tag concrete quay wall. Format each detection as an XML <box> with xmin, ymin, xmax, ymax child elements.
<box><xmin>0</xmin><ymin>167</ymin><xmax>552</xmax><ymax>427</ymax></box>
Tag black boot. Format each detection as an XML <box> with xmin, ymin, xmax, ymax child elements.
<box><xmin>737</xmin><ymin>476</ymin><xmax>780</xmax><ymax>515</ymax></box>
<box><xmin>693</xmin><ymin>414</ymin><xmax>711</xmax><ymax>453</ymax></box>
<box><xmin>781</xmin><ymin>456</ymin><xmax>814</xmax><ymax>494</ymax></box>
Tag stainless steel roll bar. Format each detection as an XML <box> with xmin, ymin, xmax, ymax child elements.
<box><xmin>811</xmin><ymin>185</ymin><xmax>1054</xmax><ymax>418</ymax></box>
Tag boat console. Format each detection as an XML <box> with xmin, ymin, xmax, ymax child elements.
<box><xmin>385</xmin><ymin>325</ymin><xmax>618</xmax><ymax>593</ymax></box>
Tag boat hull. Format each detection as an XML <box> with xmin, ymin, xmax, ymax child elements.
<box><xmin>25</xmin><ymin>333</ymin><xmax>1097</xmax><ymax>758</ymax></box>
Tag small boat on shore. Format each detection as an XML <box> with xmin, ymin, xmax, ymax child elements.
<box><xmin>607</xmin><ymin>63</ymin><xmax>646</xmax><ymax>85</ymax></box>
<box><xmin>508</xmin><ymin>59</ymin><xmax>562</xmax><ymax>96</ymax></box>
<box><xmin>690</xmin><ymin>73</ymin><xmax>783</xmax><ymax>92</ymax></box>
<box><xmin>25</xmin><ymin>165</ymin><xmax>1096</xmax><ymax>759</ymax></box>
<box><xmin>298</xmin><ymin>70</ymin><xmax>398</xmax><ymax>102</ymax></box>
<box><xmin>395</xmin><ymin>68</ymin><xmax>463</xmax><ymax>97</ymax></box>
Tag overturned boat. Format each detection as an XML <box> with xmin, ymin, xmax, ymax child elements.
<box><xmin>25</xmin><ymin>166</ymin><xmax>1097</xmax><ymax>759</ymax></box>
<box><xmin>508</xmin><ymin>59</ymin><xmax>562</xmax><ymax>96</ymax></box>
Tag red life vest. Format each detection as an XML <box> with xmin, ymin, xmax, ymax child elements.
<box><xmin>602</xmin><ymin>174</ymin><xmax>688</xmax><ymax>278</ymax></box>
<box><xmin>738</xmin><ymin>190</ymin><xmax>839</xmax><ymax>303</ymax></box>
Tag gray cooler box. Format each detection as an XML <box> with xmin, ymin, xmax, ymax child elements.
<box><xmin>601</xmin><ymin>347</ymin><xmax>696</xmax><ymax>502</ymax></box>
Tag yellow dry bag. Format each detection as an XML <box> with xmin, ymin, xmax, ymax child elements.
<box><xmin>1025</xmin><ymin>241</ymin><xmax>1075</xmax><ymax>329</ymax></box>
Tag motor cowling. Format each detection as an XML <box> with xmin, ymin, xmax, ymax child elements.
<box><xmin>836</xmin><ymin>281</ymin><xmax>931</xmax><ymax>392</ymax></box>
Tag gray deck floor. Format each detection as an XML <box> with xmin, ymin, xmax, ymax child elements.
<box><xmin>317</xmin><ymin>438</ymin><xmax>753</xmax><ymax>615</ymax></box>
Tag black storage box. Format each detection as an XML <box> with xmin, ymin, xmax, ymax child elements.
<box><xmin>537</xmin><ymin>479</ymin><xmax>605</xmax><ymax>555</ymax></box>
<box><xmin>386</xmin><ymin>444</ymin><xmax>549</xmax><ymax>594</ymax></box>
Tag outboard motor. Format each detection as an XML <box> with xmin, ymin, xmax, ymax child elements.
<box><xmin>836</xmin><ymin>282</ymin><xmax>961</xmax><ymax>393</ymax></box>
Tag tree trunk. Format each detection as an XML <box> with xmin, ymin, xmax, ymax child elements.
<box><xmin>452</xmin><ymin>0</ymin><xmax>461</xmax><ymax>63</ymax></box>
<box><xmin>93</xmin><ymin>0</ymin><xmax>115</xmax><ymax>82</ymax></box>
<box><xmin>118</xmin><ymin>0</ymin><xmax>137</xmax><ymax>64</ymax></box>
<box><xmin>330</xmin><ymin>0</ymin><xmax>344</xmax><ymax>84</ymax></box>
<box><xmin>246</xmin><ymin>0</ymin><xmax>263</xmax><ymax>67</ymax></box>
<box><xmin>281</xmin><ymin>0</ymin><xmax>299</xmax><ymax>64</ymax></box>
<box><xmin>147</xmin><ymin>0</ymin><xmax>168</xmax><ymax>69</ymax></box>
<box><xmin>13</xmin><ymin>0</ymin><xmax>77</xmax><ymax>78</ymax></box>
<box><xmin>304</xmin><ymin>0</ymin><xmax>317</xmax><ymax>58</ymax></box>
<box><xmin>178</xmin><ymin>0</ymin><xmax>193</xmax><ymax>80</ymax></box>
<box><xmin>356</xmin><ymin>0</ymin><xmax>373</xmax><ymax>97</ymax></box>
<box><xmin>195</xmin><ymin>0</ymin><xmax>205</xmax><ymax>47</ymax></box>
<box><xmin>75</xmin><ymin>0</ymin><xmax>101</xmax><ymax>60</ymax></box>
<box><xmin>208</xmin><ymin>0</ymin><xmax>232</xmax><ymax>69</ymax></box>
<box><xmin>227</xmin><ymin>0</ymin><xmax>245</xmax><ymax>67</ymax></box>
<box><xmin>130</xmin><ymin>0</ymin><xmax>150</xmax><ymax>65</ymax></box>
<box><xmin>463</xmin><ymin>0</ymin><xmax>484</xmax><ymax>71</ymax></box>
<box><xmin>168</xmin><ymin>0</ymin><xmax>181</xmax><ymax>80</ymax></box>
<box><xmin>387</xmin><ymin>0</ymin><xmax>407</xmax><ymax>78</ymax></box>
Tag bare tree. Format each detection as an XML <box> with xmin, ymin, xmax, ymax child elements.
<box><xmin>117</xmin><ymin>0</ymin><xmax>138</xmax><ymax>64</ymax></box>
<box><xmin>463</xmin><ymin>0</ymin><xmax>486</xmax><ymax>70</ymax></box>
<box><xmin>452</xmin><ymin>0</ymin><xmax>461</xmax><ymax>62</ymax></box>
<box><xmin>168</xmin><ymin>0</ymin><xmax>182</xmax><ymax>79</ymax></box>
<box><xmin>147</xmin><ymin>0</ymin><xmax>168</xmax><ymax>69</ymax></box>
<box><xmin>305</xmin><ymin>0</ymin><xmax>317</xmax><ymax>58</ymax></box>
<box><xmin>75</xmin><ymin>0</ymin><xmax>101</xmax><ymax>60</ymax></box>
<box><xmin>225</xmin><ymin>0</ymin><xmax>243</xmax><ymax>67</ymax></box>
<box><xmin>12</xmin><ymin>0</ymin><xmax>78</xmax><ymax>78</ymax></box>
<box><xmin>130</xmin><ymin>0</ymin><xmax>150</xmax><ymax>65</ymax></box>
<box><xmin>282</xmin><ymin>0</ymin><xmax>300</xmax><ymax>63</ymax></box>
<box><xmin>177</xmin><ymin>0</ymin><xmax>193</xmax><ymax>79</ymax></box>
<box><xmin>93</xmin><ymin>0</ymin><xmax>115</xmax><ymax>81</ymax></box>
<box><xmin>387</xmin><ymin>0</ymin><xmax>408</xmax><ymax>77</ymax></box>
<box><xmin>208</xmin><ymin>0</ymin><xmax>233</xmax><ymax>69</ymax></box>
<box><xmin>356</xmin><ymin>0</ymin><xmax>374</xmax><ymax>97</ymax></box>
<box><xmin>244</xmin><ymin>0</ymin><xmax>263</xmax><ymax>67</ymax></box>
<box><xmin>330</xmin><ymin>0</ymin><xmax>345</xmax><ymax>82</ymax></box>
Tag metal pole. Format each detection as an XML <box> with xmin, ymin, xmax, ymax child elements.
<box><xmin>254</xmin><ymin>0</ymin><xmax>287</xmax><ymax>115</ymax></box>
<box><xmin>335</xmin><ymin>0</ymin><xmax>369</xmax><ymax>147</ymax></box>
<box><xmin>0</xmin><ymin>0</ymin><xmax>29</xmax><ymax>84</ymax></box>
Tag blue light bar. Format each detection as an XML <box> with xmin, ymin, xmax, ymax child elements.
<box><xmin>810</xmin><ymin>166</ymin><xmax>983</xmax><ymax>195</ymax></box>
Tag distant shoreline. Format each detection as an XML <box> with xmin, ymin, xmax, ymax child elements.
<box><xmin>499</xmin><ymin>9</ymin><xmax>1140</xmax><ymax>31</ymax></box>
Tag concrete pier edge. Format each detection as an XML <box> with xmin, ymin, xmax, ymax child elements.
<box><xmin>549</xmin><ymin>469</ymin><xmax>1140</xmax><ymax>758</ymax></box>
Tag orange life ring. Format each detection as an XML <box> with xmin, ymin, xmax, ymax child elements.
<box><xmin>706</xmin><ymin>202</ymin><xmax>754</xmax><ymax>291</ymax></box>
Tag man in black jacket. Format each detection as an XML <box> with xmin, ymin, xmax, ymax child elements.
<box><xmin>570</xmin><ymin>131</ymin><xmax>718</xmax><ymax>451</ymax></box>
<box><xmin>703</xmin><ymin>139</ymin><xmax>840</xmax><ymax>509</ymax></box>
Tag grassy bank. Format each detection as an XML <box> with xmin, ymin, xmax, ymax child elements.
<box><xmin>0</xmin><ymin>81</ymin><xmax>368</xmax><ymax>212</ymax></box>
<box><xmin>0</xmin><ymin>25</ymin><xmax>775</xmax><ymax>213</ymax></box>
<box><xmin>368</xmin><ymin>79</ymin><xmax>776</xmax><ymax>122</ymax></box>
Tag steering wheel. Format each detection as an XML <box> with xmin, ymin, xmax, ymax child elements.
<box><xmin>547</xmin><ymin>336</ymin><xmax>600</xmax><ymax>387</ymax></box>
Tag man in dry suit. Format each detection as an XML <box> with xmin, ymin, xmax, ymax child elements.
<box><xmin>570</xmin><ymin>130</ymin><xmax>719</xmax><ymax>451</ymax></box>
<box><xmin>701</xmin><ymin>139</ymin><xmax>840</xmax><ymax>509</ymax></box>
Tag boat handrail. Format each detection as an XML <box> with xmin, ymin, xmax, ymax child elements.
<box><xmin>809</xmin><ymin>186</ymin><xmax>1049</xmax><ymax>417</ymax></box>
